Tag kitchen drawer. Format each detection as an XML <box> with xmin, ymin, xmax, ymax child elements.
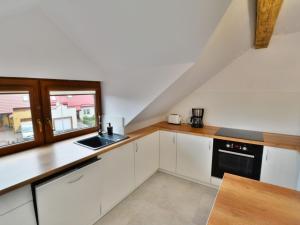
<box><xmin>0</xmin><ymin>185</ymin><xmax>32</xmax><ymax>215</ymax></box>
<box><xmin>0</xmin><ymin>201</ymin><xmax>36</xmax><ymax>225</ymax></box>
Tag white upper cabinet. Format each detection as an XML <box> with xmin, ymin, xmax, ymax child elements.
<box><xmin>35</xmin><ymin>159</ymin><xmax>102</xmax><ymax>225</ymax></box>
<box><xmin>159</xmin><ymin>131</ymin><xmax>177</xmax><ymax>172</ymax></box>
<box><xmin>261</xmin><ymin>146</ymin><xmax>300</xmax><ymax>190</ymax></box>
<box><xmin>0</xmin><ymin>186</ymin><xmax>36</xmax><ymax>225</ymax></box>
<box><xmin>177</xmin><ymin>133</ymin><xmax>213</xmax><ymax>183</ymax></box>
<box><xmin>134</xmin><ymin>132</ymin><xmax>159</xmax><ymax>187</ymax></box>
<box><xmin>99</xmin><ymin>143</ymin><xmax>135</xmax><ymax>215</ymax></box>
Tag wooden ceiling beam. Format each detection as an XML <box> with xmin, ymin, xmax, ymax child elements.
<box><xmin>255</xmin><ymin>0</ymin><xmax>284</xmax><ymax>49</ymax></box>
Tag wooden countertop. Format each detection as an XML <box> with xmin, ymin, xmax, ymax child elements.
<box><xmin>0</xmin><ymin>126</ymin><xmax>158</xmax><ymax>196</ymax></box>
<box><xmin>155</xmin><ymin>122</ymin><xmax>300</xmax><ymax>152</ymax></box>
<box><xmin>1</xmin><ymin>121</ymin><xmax>300</xmax><ymax>196</ymax></box>
<box><xmin>207</xmin><ymin>173</ymin><xmax>300</xmax><ymax>225</ymax></box>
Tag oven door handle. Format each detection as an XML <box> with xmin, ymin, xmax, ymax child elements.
<box><xmin>218</xmin><ymin>149</ymin><xmax>255</xmax><ymax>158</ymax></box>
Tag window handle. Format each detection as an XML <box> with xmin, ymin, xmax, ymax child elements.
<box><xmin>46</xmin><ymin>118</ymin><xmax>53</xmax><ymax>130</ymax></box>
<box><xmin>37</xmin><ymin>119</ymin><xmax>43</xmax><ymax>133</ymax></box>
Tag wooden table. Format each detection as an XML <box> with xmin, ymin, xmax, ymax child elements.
<box><xmin>207</xmin><ymin>173</ymin><xmax>300</xmax><ymax>225</ymax></box>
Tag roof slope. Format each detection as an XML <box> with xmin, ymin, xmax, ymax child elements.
<box><xmin>128</xmin><ymin>0</ymin><xmax>255</xmax><ymax>125</ymax></box>
<box><xmin>127</xmin><ymin>0</ymin><xmax>300</xmax><ymax>128</ymax></box>
<box><xmin>39</xmin><ymin>0</ymin><xmax>231</xmax><ymax>124</ymax></box>
<box><xmin>3</xmin><ymin>0</ymin><xmax>298</xmax><ymax>128</ymax></box>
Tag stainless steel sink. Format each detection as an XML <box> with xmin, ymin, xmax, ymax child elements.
<box><xmin>75</xmin><ymin>134</ymin><xmax>128</xmax><ymax>150</ymax></box>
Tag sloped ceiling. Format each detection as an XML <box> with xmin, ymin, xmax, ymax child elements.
<box><xmin>274</xmin><ymin>0</ymin><xmax>300</xmax><ymax>35</ymax></box>
<box><xmin>0</xmin><ymin>0</ymin><xmax>231</xmax><ymax>125</ymax></box>
<box><xmin>0</xmin><ymin>6</ymin><xmax>102</xmax><ymax>80</ymax></box>
<box><xmin>128</xmin><ymin>0</ymin><xmax>255</xmax><ymax>125</ymax></box>
<box><xmin>39</xmin><ymin>0</ymin><xmax>231</xmax><ymax>124</ymax></box>
<box><xmin>128</xmin><ymin>0</ymin><xmax>300</xmax><ymax>127</ymax></box>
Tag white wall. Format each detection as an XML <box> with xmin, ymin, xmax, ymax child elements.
<box><xmin>128</xmin><ymin>0</ymin><xmax>255</xmax><ymax>126</ymax></box>
<box><xmin>0</xmin><ymin>7</ymin><xmax>102</xmax><ymax>80</ymax></box>
<box><xmin>169</xmin><ymin>32</ymin><xmax>300</xmax><ymax>135</ymax></box>
<box><xmin>0</xmin><ymin>0</ymin><xmax>230</xmax><ymax>126</ymax></box>
<box><xmin>40</xmin><ymin>0</ymin><xmax>231</xmax><ymax>125</ymax></box>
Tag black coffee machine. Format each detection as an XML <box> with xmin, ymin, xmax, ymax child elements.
<box><xmin>190</xmin><ymin>108</ymin><xmax>204</xmax><ymax>128</ymax></box>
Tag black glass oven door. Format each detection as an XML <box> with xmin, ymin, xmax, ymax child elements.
<box><xmin>213</xmin><ymin>149</ymin><xmax>256</xmax><ymax>179</ymax></box>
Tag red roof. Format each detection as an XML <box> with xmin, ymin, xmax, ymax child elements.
<box><xmin>0</xmin><ymin>94</ymin><xmax>30</xmax><ymax>114</ymax></box>
<box><xmin>51</xmin><ymin>95</ymin><xmax>95</xmax><ymax>110</ymax></box>
<box><xmin>0</xmin><ymin>94</ymin><xmax>95</xmax><ymax>114</ymax></box>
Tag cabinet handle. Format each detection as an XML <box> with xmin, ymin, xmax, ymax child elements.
<box><xmin>67</xmin><ymin>175</ymin><xmax>84</xmax><ymax>184</ymax></box>
<box><xmin>265</xmin><ymin>149</ymin><xmax>269</xmax><ymax>161</ymax></box>
<box><xmin>99</xmin><ymin>203</ymin><xmax>102</xmax><ymax>216</ymax></box>
<box><xmin>136</xmin><ymin>143</ymin><xmax>139</xmax><ymax>152</ymax></box>
<box><xmin>172</xmin><ymin>135</ymin><xmax>176</xmax><ymax>144</ymax></box>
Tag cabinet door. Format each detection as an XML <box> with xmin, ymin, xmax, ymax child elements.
<box><xmin>135</xmin><ymin>132</ymin><xmax>159</xmax><ymax>187</ymax></box>
<box><xmin>100</xmin><ymin>143</ymin><xmax>135</xmax><ymax>215</ymax></box>
<box><xmin>35</xmin><ymin>160</ymin><xmax>102</xmax><ymax>225</ymax></box>
<box><xmin>0</xmin><ymin>202</ymin><xmax>36</xmax><ymax>225</ymax></box>
<box><xmin>177</xmin><ymin>133</ymin><xmax>212</xmax><ymax>183</ymax></box>
<box><xmin>159</xmin><ymin>131</ymin><xmax>177</xmax><ymax>172</ymax></box>
<box><xmin>261</xmin><ymin>146</ymin><xmax>300</xmax><ymax>190</ymax></box>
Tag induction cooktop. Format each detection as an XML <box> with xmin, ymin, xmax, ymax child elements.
<box><xmin>216</xmin><ymin>128</ymin><xmax>264</xmax><ymax>142</ymax></box>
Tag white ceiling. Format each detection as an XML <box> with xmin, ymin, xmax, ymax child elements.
<box><xmin>39</xmin><ymin>0</ymin><xmax>230</xmax><ymax>71</ymax></box>
<box><xmin>0</xmin><ymin>0</ymin><xmax>38</xmax><ymax>17</ymax></box>
<box><xmin>129</xmin><ymin>0</ymin><xmax>256</xmax><ymax>124</ymax></box>
<box><xmin>0</xmin><ymin>0</ymin><xmax>231</xmax><ymax>125</ymax></box>
<box><xmin>0</xmin><ymin>0</ymin><xmax>298</xmax><ymax>127</ymax></box>
<box><xmin>274</xmin><ymin>0</ymin><xmax>300</xmax><ymax>35</ymax></box>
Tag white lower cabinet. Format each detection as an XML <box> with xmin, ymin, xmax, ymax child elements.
<box><xmin>0</xmin><ymin>186</ymin><xmax>36</xmax><ymax>225</ymax></box>
<box><xmin>1</xmin><ymin>202</ymin><xmax>36</xmax><ymax>225</ymax></box>
<box><xmin>134</xmin><ymin>132</ymin><xmax>159</xmax><ymax>187</ymax></box>
<box><xmin>177</xmin><ymin>133</ymin><xmax>213</xmax><ymax>183</ymax></box>
<box><xmin>159</xmin><ymin>131</ymin><xmax>177</xmax><ymax>172</ymax></box>
<box><xmin>99</xmin><ymin>143</ymin><xmax>135</xmax><ymax>215</ymax></box>
<box><xmin>35</xmin><ymin>159</ymin><xmax>102</xmax><ymax>225</ymax></box>
<box><xmin>260</xmin><ymin>146</ymin><xmax>300</xmax><ymax>190</ymax></box>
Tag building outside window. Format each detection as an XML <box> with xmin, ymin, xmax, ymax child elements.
<box><xmin>0</xmin><ymin>93</ymin><xmax>34</xmax><ymax>147</ymax></box>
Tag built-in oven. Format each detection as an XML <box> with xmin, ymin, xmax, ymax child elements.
<box><xmin>211</xmin><ymin>139</ymin><xmax>263</xmax><ymax>180</ymax></box>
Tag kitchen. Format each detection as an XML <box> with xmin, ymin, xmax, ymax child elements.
<box><xmin>0</xmin><ymin>0</ymin><xmax>300</xmax><ymax>225</ymax></box>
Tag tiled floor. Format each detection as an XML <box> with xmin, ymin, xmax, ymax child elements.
<box><xmin>95</xmin><ymin>172</ymin><xmax>217</xmax><ymax>225</ymax></box>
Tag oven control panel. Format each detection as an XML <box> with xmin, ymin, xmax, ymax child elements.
<box><xmin>214</xmin><ymin>139</ymin><xmax>263</xmax><ymax>155</ymax></box>
<box><xmin>226</xmin><ymin>143</ymin><xmax>248</xmax><ymax>151</ymax></box>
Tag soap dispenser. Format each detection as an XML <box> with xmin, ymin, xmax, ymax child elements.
<box><xmin>107</xmin><ymin>123</ymin><xmax>113</xmax><ymax>135</ymax></box>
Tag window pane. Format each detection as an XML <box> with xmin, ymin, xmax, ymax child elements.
<box><xmin>0</xmin><ymin>92</ymin><xmax>34</xmax><ymax>148</ymax></box>
<box><xmin>49</xmin><ymin>91</ymin><xmax>96</xmax><ymax>136</ymax></box>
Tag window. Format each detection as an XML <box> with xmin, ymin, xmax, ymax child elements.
<box><xmin>0</xmin><ymin>78</ymin><xmax>43</xmax><ymax>156</ymax></box>
<box><xmin>49</xmin><ymin>91</ymin><xmax>96</xmax><ymax>135</ymax></box>
<box><xmin>40</xmin><ymin>80</ymin><xmax>101</xmax><ymax>143</ymax></box>
<box><xmin>0</xmin><ymin>92</ymin><xmax>33</xmax><ymax>146</ymax></box>
<box><xmin>0</xmin><ymin>78</ymin><xmax>101</xmax><ymax>156</ymax></box>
